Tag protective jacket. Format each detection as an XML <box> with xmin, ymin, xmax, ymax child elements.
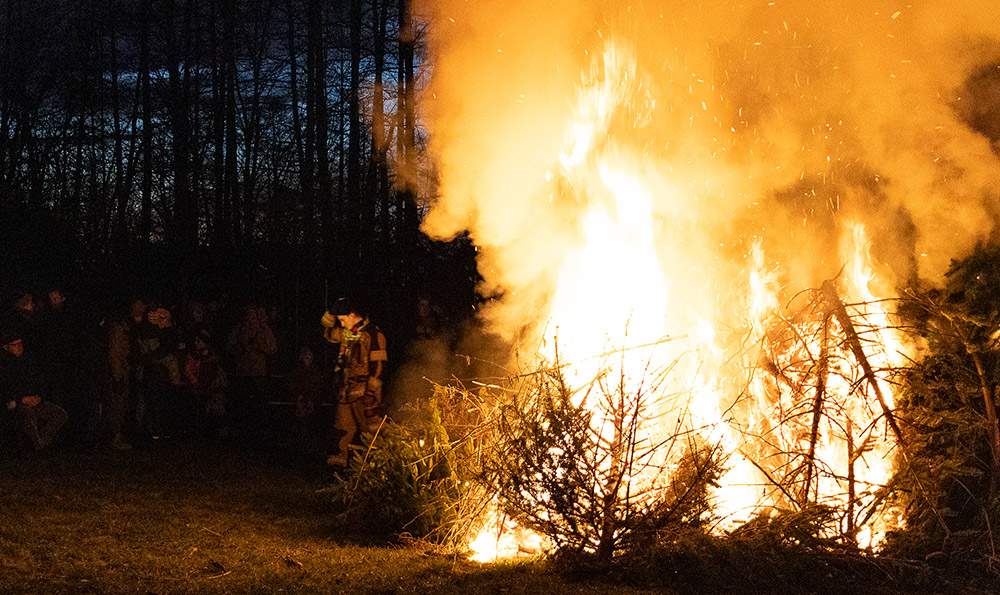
<box><xmin>321</xmin><ymin>314</ymin><xmax>387</xmax><ymax>430</ymax></box>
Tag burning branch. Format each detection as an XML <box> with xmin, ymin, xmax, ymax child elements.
<box><xmin>803</xmin><ymin>312</ymin><xmax>831</xmax><ymax>507</ymax></box>
<box><xmin>821</xmin><ymin>280</ymin><xmax>904</xmax><ymax>447</ymax></box>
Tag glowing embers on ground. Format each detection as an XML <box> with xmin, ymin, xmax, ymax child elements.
<box><xmin>468</xmin><ymin>508</ymin><xmax>549</xmax><ymax>563</ymax></box>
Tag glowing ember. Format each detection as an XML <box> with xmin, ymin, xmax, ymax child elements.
<box><xmin>468</xmin><ymin>508</ymin><xmax>549</xmax><ymax>563</ymax></box>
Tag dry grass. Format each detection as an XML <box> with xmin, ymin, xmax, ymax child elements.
<box><xmin>0</xmin><ymin>438</ymin><xmax>654</xmax><ymax>595</ymax></box>
<box><xmin>3</xmin><ymin>436</ymin><xmax>991</xmax><ymax>595</ymax></box>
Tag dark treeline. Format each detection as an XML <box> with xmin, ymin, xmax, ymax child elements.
<box><xmin>0</xmin><ymin>0</ymin><xmax>475</xmax><ymax>348</ymax></box>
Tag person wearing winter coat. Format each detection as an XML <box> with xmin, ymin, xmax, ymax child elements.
<box><xmin>1</xmin><ymin>328</ymin><xmax>67</xmax><ymax>450</ymax></box>
<box><xmin>136</xmin><ymin>307</ymin><xmax>184</xmax><ymax>438</ymax></box>
<box><xmin>226</xmin><ymin>304</ymin><xmax>277</xmax><ymax>440</ymax></box>
<box><xmin>321</xmin><ymin>298</ymin><xmax>387</xmax><ymax>467</ymax></box>
<box><xmin>183</xmin><ymin>329</ymin><xmax>227</xmax><ymax>437</ymax></box>
<box><xmin>285</xmin><ymin>345</ymin><xmax>323</xmax><ymax>440</ymax></box>
<box><xmin>100</xmin><ymin>305</ymin><xmax>134</xmax><ymax>450</ymax></box>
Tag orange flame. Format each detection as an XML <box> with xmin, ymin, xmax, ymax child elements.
<box><xmin>461</xmin><ymin>38</ymin><xmax>914</xmax><ymax>560</ymax></box>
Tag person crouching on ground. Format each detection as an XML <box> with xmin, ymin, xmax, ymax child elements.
<box><xmin>321</xmin><ymin>298</ymin><xmax>387</xmax><ymax>467</ymax></box>
<box><xmin>1</xmin><ymin>328</ymin><xmax>68</xmax><ymax>450</ymax></box>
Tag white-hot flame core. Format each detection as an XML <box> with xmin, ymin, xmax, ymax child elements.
<box><xmin>547</xmin><ymin>160</ymin><xmax>670</xmax><ymax>392</ymax></box>
<box><xmin>469</xmin><ymin>509</ymin><xmax>549</xmax><ymax>563</ymax></box>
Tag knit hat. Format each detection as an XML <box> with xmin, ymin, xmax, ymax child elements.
<box><xmin>331</xmin><ymin>297</ymin><xmax>360</xmax><ymax>317</ymax></box>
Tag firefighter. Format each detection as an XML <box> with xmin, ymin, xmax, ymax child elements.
<box><xmin>321</xmin><ymin>297</ymin><xmax>387</xmax><ymax>467</ymax></box>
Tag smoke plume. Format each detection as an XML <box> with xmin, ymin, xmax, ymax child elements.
<box><xmin>414</xmin><ymin>0</ymin><xmax>1000</xmax><ymax>343</ymax></box>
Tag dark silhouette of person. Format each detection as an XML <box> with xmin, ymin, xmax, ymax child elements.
<box><xmin>1</xmin><ymin>327</ymin><xmax>67</xmax><ymax>450</ymax></box>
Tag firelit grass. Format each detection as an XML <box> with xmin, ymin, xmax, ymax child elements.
<box><xmin>0</xmin><ymin>439</ymin><xmax>652</xmax><ymax>595</ymax></box>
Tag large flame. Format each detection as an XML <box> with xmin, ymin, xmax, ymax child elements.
<box><xmin>414</xmin><ymin>0</ymin><xmax>1000</xmax><ymax>559</ymax></box>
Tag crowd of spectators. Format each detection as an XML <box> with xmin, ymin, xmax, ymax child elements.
<box><xmin>0</xmin><ymin>286</ymin><xmax>337</xmax><ymax>456</ymax></box>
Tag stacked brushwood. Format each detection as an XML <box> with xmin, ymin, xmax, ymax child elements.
<box><xmin>477</xmin><ymin>359</ymin><xmax>723</xmax><ymax>565</ymax></box>
<box><xmin>323</xmin><ymin>385</ymin><xmax>480</xmax><ymax>543</ymax></box>
<box><xmin>886</xmin><ymin>245</ymin><xmax>1000</xmax><ymax>572</ymax></box>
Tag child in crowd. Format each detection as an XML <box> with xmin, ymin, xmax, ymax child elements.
<box><xmin>184</xmin><ymin>329</ymin><xmax>228</xmax><ymax>438</ymax></box>
<box><xmin>285</xmin><ymin>346</ymin><xmax>322</xmax><ymax>440</ymax></box>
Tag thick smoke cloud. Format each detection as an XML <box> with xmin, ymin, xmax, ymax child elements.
<box><xmin>415</xmin><ymin>0</ymin><xmax>1000</xmax><ymax>341</ymax></box>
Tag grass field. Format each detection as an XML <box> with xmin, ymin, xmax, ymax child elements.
<box><xmin>0</xmin><ymin>437</ymin><xmax>655</xmax><ymax>595</ymax></box>
<box><xmin>3</xmin><ymin>436</ymin><xmax>998</xmax><ymax>594</ymax></box>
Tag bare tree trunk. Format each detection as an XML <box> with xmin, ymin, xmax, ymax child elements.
<box><xmin>163</xmin><ymin>0</ymin><xmax>192</xmax><ymax>248</ymax></box>
<box><xmin>335</xmin><ymin>78</ymin><xmax>347</xmax><ymax>268</ymax></box>
<box><xmin>371</xmin><ymin>0</ymin><xmax>387</xmax><ymax>168</ymax></box>
<box><xmin>0</xmin><ymin>0</ymin><xmax>12</xmax><ymax>198</ymax></box>
<box><xmin>307</xmin><ymin>0</ymin><xmax>333</xmax><ymax>268</ymax></box>
<box><xmin>596</xmin><ymin>381</ymin><xmax>627</xmax><ymax>563</ymax></box>
<box><xmin>368</xmin><ymin>0</ymin><xmax>390</xmax><ymax>276</ymax></box>
<box><xmin>286</xmin><ymin>0</ymin><xmax>310</xmax><ymax>242</ymax></box>
<box><xmin>346</xmin><ymin>0</ymin><xmax>364</xmax><ymax>273</ymax></box>
<box><xmin>209</xmin><ymin>0</ymin><xmax>227</xmax><ymax>246</ymax></box>
<box><xmin>188</xmin><ymin>0</ymin><xmax>206</xmax><ymax>247</ymax></box>
<box><xmin>107</xmin><ymin>22</ymin><xmax>123</xmax><ymax>249</ymax></box>
<box><xmin>970</xmin><ymin>350</ymin><xmax>1000</xmax><ymax>479</ymax></box>
<box><xmin>112</xmin><ymin>55</ymin><xmax>142</xmax><ymax>255</ymax></box>
<box><xmin>302</xmin><ymin>0</ymin><xmax>316</xmax><ymax>223</ymax></box>
<box><xmin>139</xmin><ymin>0</ymin><xmax>153</xmax><ymax>243</ymax></box>
<box><xmin>846</xmin><ymin>417</ymin><xmax>856</xmax><ymax>541</ymax></box>
<box><xmin>952</xmin><ymin>321</ymin><xmax>1000</xmax><ymax>486</ymax></box>
<box><xmin>396</xmin><ymin>0</ymin><xmax>418</xmax><ymax>293</ymax></box>
<box><xmin>108</xmin><ymin>16</ymin><xmax>141</xmax><ymax>257</ymax></box>
<box><xmin>163</xmin><ymin>0</ymin><xmax>200</xmax><ymax>250</ymax></box>
<box><xmin>72</xmin><ymin>91</ymin><xmax>86</xmax><ymax>227</ymax></box>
